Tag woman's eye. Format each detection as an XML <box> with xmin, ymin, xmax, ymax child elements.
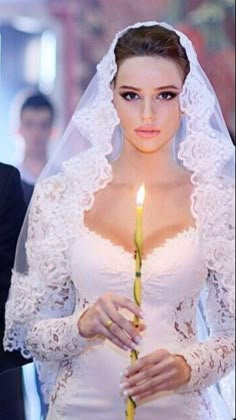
<box><xmin>158</xmin><ymin>91</ymin><xmax>177</xmax><ymax>100</ymax></box>
<box><xmin>120</xmin><ymin>92</ymin><xmax>140</xmax><ymax>101</ymax></box>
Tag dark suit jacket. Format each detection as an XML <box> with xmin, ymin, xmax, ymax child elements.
<box><xmin>0</xmin><ymin>163</ymin><xmax>29</xmax><ymax>373</ymax></box>
<box><xmin>21</xmin><ymin>180</ymin><xmax>34</xmax><ymax>207</ymax></box>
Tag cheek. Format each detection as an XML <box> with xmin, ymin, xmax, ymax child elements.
<box><xmin>161</xmin><ymin>102</ymin><xmax>181</xmax><ymax>126</ymax></box>
<box><xmin>114</xmin><ymin>99</ymin><xmax>137</xmax><ymax>129</ymax></box>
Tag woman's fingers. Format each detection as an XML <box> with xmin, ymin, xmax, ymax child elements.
<box><xmin>122</xmin><ymin>369</ymin><xmax>177</xmax><ymax>400</ymax></box>
<box><xmin>129</xmin><ymin>378</ymin><xmax>174</xmax><ymax>401</ymax></box>
<box><xmin>99</xmin><ymin>307</ymin><xmax>142</xmax><ymax>350</ymax></box>
<box><xmin>78</xmin><ymin>292</ymin><xmax>145</xmax><ymax>350</ymax></box>
<box><xmin>104</xmin><ymin>301</ymin><xmax>143</xmax><ymax>345</ymax></box>
<box><xmin>111</xmin><ymin>294</ymin><xmax>143</xmax><ymax>318</ymax></box>
<box><xmin>98</xmin><ymin>324</ymin><xmax>130</xmax><ymax>351</ymax></box>
<box><xmin>122</xmin><ymin>354</ymin><xmax>175</xmax><ymax>389</ymax></box>
<box><xmin>124</xmin><ymin>349</ymin><xmax>169</xmax><ymax>378</ymax></box>
<box><xmin>120</xmin><ymin>350</ymin><xmax>191</xmax><ymax>399</ymax></box>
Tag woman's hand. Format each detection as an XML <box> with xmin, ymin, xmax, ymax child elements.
<box><xmin>77</xmin><ymin>293</ymin><xmax>144</xmax><ymax>351</ymax></box>
<box><xmin>120</xmin><ymin>349</ymin><xmax>191</xmax><ymax>401</ymax></box>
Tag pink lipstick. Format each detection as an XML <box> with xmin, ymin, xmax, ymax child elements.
<box><xmin>135</xmin><ymin>126</ymin><xmax>160</xmax><ymax>139</ymax></box>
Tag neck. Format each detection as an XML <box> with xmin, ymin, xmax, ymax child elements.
<box><xmin>22</xmin><ymin>151</ymin><xmax>47</xmax><ymax>177</ymax></box>
<box><xmin>112</xmin><ymin>140</ymin><xmax>179</xmax><ymax>188</ymax></box>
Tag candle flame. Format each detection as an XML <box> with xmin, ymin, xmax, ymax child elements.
<box><xmin>136</xmin><ymin>184</ymin><xmax>145</xmax><ymax>207</ymax></box>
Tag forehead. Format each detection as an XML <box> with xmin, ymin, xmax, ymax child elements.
<box><xmin>116</xmin><ymin>56</ymin><xmax>183</xmax><ymax>87</ymax></box>
<box><xmin>21</xmin><ymin>108</ymin><xmax>52</xmax><ymax>122</ymax></box>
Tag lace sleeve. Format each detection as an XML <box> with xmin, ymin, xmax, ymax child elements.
<box><xmin>180</xmin><ymin>270</ymin><xmax>235</xmax><ymax>391</ymax></box>
<box><xmin>4</xmin><ymin>177</ymin><xmax>100</xmax><ymax>362</ymax></box>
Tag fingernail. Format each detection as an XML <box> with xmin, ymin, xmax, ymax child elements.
<box><xmin>134</xmin><ymin>336</ymin><xmax>143</xmax><ymax>345</ymax></box>
<box><xmin>123</xmin><ymin>346</ymin><xmax>129</xmax><ymax>351</ymax></box>
<box><xmin>120</xmin><ymin>382</ymin><xmax>128</xmax><ymax>390</ymax></box>
<box><xmin>121</xmin><ymin>369</ymin><xmax>129</xmax><ymax>377</ymax></box>
<box><xmin>140</xmin><ymin>310</ymin><xmax>145</xmax><ymax>318</ymax></box>
<box><xmin>130</xmin><ymin>342</ymin><xmax>137</xmax><ymax>350</ymax></box>
<box><xmin>123</xmin><ymin>389</ymin><xmax>132</xmax><ymax>397</ymax></box>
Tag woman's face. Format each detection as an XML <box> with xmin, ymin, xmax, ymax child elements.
<box><xmin>113</xmin><ymin>56</ymin><xmax>184</xmax><ymax>154</ymax></box>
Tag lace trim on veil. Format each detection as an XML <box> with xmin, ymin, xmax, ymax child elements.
<box><xmin>3</xmin><ymin>21</ymin><xmax>235</xmax><ymax>407</ymax></box>
<box><xmin>178</xmin><ymin>69</ymin><xmax>235</xmax><ymax>314</ymax></box>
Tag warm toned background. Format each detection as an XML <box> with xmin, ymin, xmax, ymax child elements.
<box><xmin>50</xmin><ymin>0</ymin><xmax>235</xmax><ymax>129</ymax></box>
<box><xmin>0</xmin><ymin>0</ymin><xmax>235</xmax><ymax>162</ymax></box>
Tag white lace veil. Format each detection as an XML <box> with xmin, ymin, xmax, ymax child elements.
<box><xmin>14</xmin><ymin>20</ymin><xmax>235</xmax><ymax>282</ymax></box>
<box><xmin>14</xmin><ymin>20</ymin><xmax>235</xmax><ymax>302</ymax></box>
<box><xmin>5</xmin><ymin>21</ymin><xmax>235</xmax><ymax>413</ymax></box>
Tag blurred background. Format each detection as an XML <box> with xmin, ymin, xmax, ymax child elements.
<box><xmin>0</xmin><ymin>1</ymin><xmax>235</xmax><ymax>419</ymax></box>
<box><xmin>0</xmin><ymin>0</ymin><xmax>235</xmax><ymax>165</ymax></box>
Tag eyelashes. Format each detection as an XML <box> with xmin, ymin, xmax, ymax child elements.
<box><xmin>120</xmin><ymin>91</ymin><xmax>178</xmax><ymax>101</ymax></box>
<box><xmin>120</xmin><ymin>92</ymin><xmax>139</xmax><ymax>101</ymax></box>
<box><xmin>159</xmin><ymin>92</ymin><xmax>178</xmax><ymax>100</ymax></box>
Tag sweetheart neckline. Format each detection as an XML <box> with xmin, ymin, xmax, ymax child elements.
<box><xmin>82</xmin><ymin>225</ymin><xmax>197</xmax><ymax>262</ymax></box>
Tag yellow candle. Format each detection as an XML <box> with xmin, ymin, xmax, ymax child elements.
<box><xmin>126</xmin><ymin>185</ymin><xmax>145</xmax><ymax>420</ymax></box>
<box><xmin>135</xmin><ymin>184</ymin><xmax>145</xmax><ymax>251</ymax></box>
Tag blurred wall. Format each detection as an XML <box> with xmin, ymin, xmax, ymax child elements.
<box><xmin>72</xmin><ymin>0</ymin><xmax>235</xmax><ymax>133</ymax></box>
<box><xmin>0</xmin><ymin>0</ymin><xmax>64</xmax><ymax>163</ymax></box>
<box><xmin>0</xmin><ymin>0</ymin><xmax>235</xmax><ymax>163</ymax></box>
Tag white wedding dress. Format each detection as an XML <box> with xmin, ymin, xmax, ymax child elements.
<box><xmin>4</xmin><ymin>161</ymin><xmax>234</xmax><ymax>420</ymax></box>
<box><xmin>4</xmin><ymin>19</ymin><xmax>235</xmax><ymax>420</ymax></box>
<box><xmin>44</xmin><ymin>225</ymin><xmax>232</xmax><ymax>419</ymax></box>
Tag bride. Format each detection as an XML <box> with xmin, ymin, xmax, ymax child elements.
<box><xmin>4</xmin><ymin>22</ymin><xmax>235</xmax><ymax>419</ymax></box>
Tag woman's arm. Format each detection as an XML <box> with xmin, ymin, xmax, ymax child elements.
<box><xmin>180</xmin><ymin>270</ymin><xmax>235</xmax><ymax>391</ymax></box>
<box><xmin>4</xmin><ymin>177</ymin><xmax>99</xmax><ymax>362</ymax></box>
<box><xmin>120</xmin><ymin>270</ymin><xmax>234</xmax><ymax>401</ymax></box>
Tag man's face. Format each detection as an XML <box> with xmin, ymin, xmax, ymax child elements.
<box><xmin>20</xmin><ymin>108</ymin><xmax>53</xmax><ymax>156</ymax></box>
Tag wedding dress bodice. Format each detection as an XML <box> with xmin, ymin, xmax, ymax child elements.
<box><xmin>44</xmin><ymin>225</ymin><xmax>232</xmax><ymax>419</ymax></box>
<box><xmin>4</xmin><ymin>167</ymin><xmax>234</xmax><ymax>420</ymax></box>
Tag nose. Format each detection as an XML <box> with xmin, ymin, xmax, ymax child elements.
<box><xmin>141</xmin><ymin>98</ymin><xmax>155</xmax><ymax>123</ymax></box>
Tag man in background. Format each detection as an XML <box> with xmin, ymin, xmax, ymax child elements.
<box><xmin>0</xmin><ymin>162</ymin><xmax>27</xmax><ymax>419</ymax></box>
<box><xmin>18</xmin><ymin>92</ymin><xmax>55</xmax><ymax>205</ymax></box>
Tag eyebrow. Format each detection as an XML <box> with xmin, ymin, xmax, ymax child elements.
<box><xmin>119</xmin><ymin>85</ymin><xmax>181</xmax><ymax>91</ymax></box>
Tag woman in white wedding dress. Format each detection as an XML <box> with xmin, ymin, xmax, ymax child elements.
<box><xmin>4</xmin><ymin>22</ymin><xmax>235</xmax><ymax>420</ymax></box>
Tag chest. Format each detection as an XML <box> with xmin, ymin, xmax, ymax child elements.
<box><xmin>84</xmin><ymin>184</ymin><xmax>195</xmax><ymax>255</ymax></box>
<box><xmin>71</xmin><ymin>226</ymin><xmax>207</xmax><ymax>307</ymax></box>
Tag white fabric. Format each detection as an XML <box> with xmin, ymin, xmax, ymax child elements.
<box><xmin>5</xmin><ymin>155</ymin><xmax>235</xmax><ymax>418</ymax></box>
<box><xmin>3</xmin><ymin>21</ymin><xmax>235</xmax><ymax>418</ymax></box>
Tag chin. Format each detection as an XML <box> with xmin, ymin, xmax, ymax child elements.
<box><xmin>135</xmin><ymin>140</ymin><xmax>170</xmax><ymax>154</ymax></box>
<box><xmin>142</xmin><ymin>148</ymin><xmax>162</xmax><ymax>154</ymax></box>
<box><xmin>126</xmin><ymin>134</ymin><xmax>172</xmax><ymax>154</ymax></box>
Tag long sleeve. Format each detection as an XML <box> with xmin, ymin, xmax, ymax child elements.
<box><xmin>26</xmin><ymin>302</ymin><xmax>94</xmax><ymax>362</ymax></box>
<box><xmin>4</xmin><ymin>176</ymin><xmax>100</xmax><ymax>363</ymax></box>
<box><xmin>180</xmin><ymin>270</ymin><xmax>235</xmax><ymax>391</ymax></box>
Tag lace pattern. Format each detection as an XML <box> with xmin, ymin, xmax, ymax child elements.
<box><xmin>4</xmin><ymin>152</ymin><xmax>111</xmax><ymax>401</ymax></box>
<box><xmin>173</xmin><ymin>297</ymin><xmax>198</xmax><ymax>344</ymax></box>
<box><xmin>3</xmin><ymin>21</ymin><xmax>235</xmax><ymax>411</ymax></box>
<box><xmin>180</xmin><ymin>271</ymin><xmax>235</xmax><ymax>392</ymax></box>
<box><xmin>4</xmin><ymin>149</ymin><xmax>235</xmax><ymax>403</ymax></box>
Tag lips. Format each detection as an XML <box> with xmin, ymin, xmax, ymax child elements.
<box><xmin>135</xmin><ymin>126</ymin><xmax>160</xmax><ymax>138</ymax></box>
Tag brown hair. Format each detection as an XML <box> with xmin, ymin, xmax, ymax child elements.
<box><xmin>114</xmin><ymin>25</ymin><xmax>190</xmax><ymax>81</ymax></box>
